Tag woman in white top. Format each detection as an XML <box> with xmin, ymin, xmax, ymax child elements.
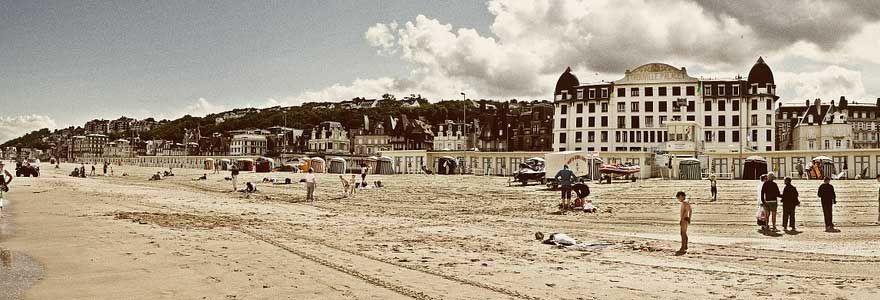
<box><xmin>305</xmin><ymin>169</ymin><xmax>318</xmax><ymax>201</ymax></box>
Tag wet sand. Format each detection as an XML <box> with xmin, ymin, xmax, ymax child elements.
<box><xmin>0</xmin><ymin>163</ymin><xmax>879</xmax><ymax>299</ymax></box>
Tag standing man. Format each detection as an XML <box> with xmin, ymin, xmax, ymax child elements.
<box><xmin>103</xmin><ymin>162</ymin><xmax>108</xmax><ymax>176</ymax></box>
<box><xmin>781</xmin><ymin>177</ymin><xmax>800</xmax><ymax>232</ymax></box>
<box><xmin>554</xmin><ymin>165</ymin><xmax>575</xmax><ymax>210</ymax></box>
<box><xmin>817</xmin><ymin>177</ymin><xmax>837</xmax><ymax>232</ymax></box>
<box><xmin>90</xmin><ymin>164</ymin><xmax>96</xmax><ymax>176</ymax></box>
<box><xmin>305</xmin><ymin>169</ymin><xmax>317</xmax><ymax>201</ymax></box>
<box><xmin>761</xmin><ymin>172</ymin><xmax>781</xmax><ymax>232</ymax></box>
<box><xmin>230</xmin><ymin>165</ymin><xmax>240</xmax><ymax>192</ymax></box>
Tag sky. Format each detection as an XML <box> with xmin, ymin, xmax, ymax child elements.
<box><xmin>2</xmin><ymin>0</ymin><xmax>880</xmax><ymax>143</ymax></box>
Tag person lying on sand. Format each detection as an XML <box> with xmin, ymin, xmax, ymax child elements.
<box><xmin>149</xmin><ymin>172</ymin><xmax>162</xmax><ymax>181</ymax></box>
<box><xmin>540</xmin><ymin>233</ymin><xmax>576</xmax><ymax>246</ymax></box>
<box><xmin>584</xmin><ymin>199</ymin><xmax>597</xmax><ymax>213</ymax></box>
<box><xmin>192</xmin><ymin>174</ymin><xmax>208</xmax><ymax>181</ymax></box>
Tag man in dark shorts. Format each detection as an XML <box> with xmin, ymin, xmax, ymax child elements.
<box><xmin>818</xmin><ymin>177</ymin><xmax>837</xmax><ymax>232</ymax></box>
<box><xmin>554</xmin><ymin>165</ymin><xmax>575</xmax><ymax>210</ymax></box>
<box><xmin>761</xmin><ymin>172</ymin><xmax>781</xmax><ymax>232</ymax></box>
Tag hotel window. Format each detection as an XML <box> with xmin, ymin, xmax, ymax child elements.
<box><xmin>718</xmin><ymin>116</ymin><xmax>726</xmax><ymax>126</ymax></box>
<box><xmin>645</xmin><ymin>116</ymin><xmax>654</xmax><ymax>127</ymax></box>
<box><xmin>809</xmin><ymin>140</ymin><xmax>815</xmax><ymax>149</ymax></box>
<box><xmin>560</xmin><ymin>104</ymin><xmax>567</xmax><ymax>114</ymax></box>
<box><xmin>588</xmin><ymin>117</ymin><xmax>595</xmax><ymax>127</ymax></box>
<box><xmin>751</xmin><ymin>115</ymin><xmax>758</xmax><ymax>126</ymax></box>
<box><xmin>673</xmin><ymin>100</ymin><xmax>681</xmax><ymax>112</ymax></box>
<box><xmin>615</xmin><ymin>132</ymin><xmax>621</xmax><ymax>143</ymax></box>
<box><xmin>645</xmin><ymin>101</ymin><xmax>654</xmax><ymax>112</ymax></box>
<box><xmin>560</xmin><ymin>118</ymin><xmax>567</xmax><ymax>128</ymax></box>
<box><xmin>588</xmin><ymin>103</ymin><xmax>595</xmax><ymax>113</ymax></box>
<box><xmin>601</xmin><ymin>103</ymin><xmax>608</xmax><ymax>112</ymax></box>
<box><xmin>732</xmin><ymin>85</ymin><xmax>740</xmax><ymax>96</ymax></box>
<box><xmin>631</xmin><ymin>102</ymin><xmax>639</xmax><ymax>112</ymax></box>
<box><xmin>672</xmin><ymin>86</ymin><xmax>681</xmax><ymax>96</ymax></box>
<box><xmin>659</xmin><ymin>116</ymin><xmax>667</xmax><ymax>125</ymax></box>
<box><xmin>576</xmin><ymin>117</ymin><xmax>583</xmax><ymax>128</ymax></box>
<box><xmin>575</xmin><ymin>132</ymin><xmax>582</xmax><ymax>143</ymax></box>
<box><xmin>650</xmin><ymin>131</ymin><xmax>656</xmax><ymax>142</ymax></box>
<box><xmin>601</xmin><ymin>88</ymin><xmax>608</xmax><ymax>98</ymax></box>
<box><xmin>659</xmin><ymin>101</ymin><xmax>667</xmax><ymax>112</ymax></box>
<box><xmin>732</xmin><ymin>100</ymin><xmax>740</xmax><ymax>111</ymax></box>
<box><xmin>687</xmin><ymin>115</ymin><xmax>695</xmax><ymax>121</ymax></box>
<box><xmin>601</xmin><ymin>131</ymin><xmax>608</xmax><ymax>142</ymax></box>
<box><xmin>704</xmin><ymin>101</ymin><xmax>712</xmax><ymax>111</ymax></box>
<box><xmin>559</xmin><ymin>132</ymin><xmax>566</xmax><ymax>144</ymax></box>
<box><xmin>766</xmin><ymin>99</ymin><xmax>772</xmax><ymax>110</ymax></box>
<box><xmin>588</xmin><ymin>89</ymin><xmax>596</xmax><ymax>99</ymax></box>
<box><xmin>751</xmin><ymin>84</ymin><xmax>758</xmax><ymax>94</ymax></box>
<box><xmin>588</xmin><ymin>132</ymin><xmax>595</xmax><ymax>142</ymax></box>
<box><xmin>732</xmin><ymin>130</ymin><xmax>740</xmax><ymax>142</ymax></box>
<box><xmin>631</xmin><ymin>116</ymin><xmax>640</xmax><ymax>128</ymax></box>
<box><xmin>631</xmin><ymin>88</ymin><xmax>640</xmax><ymax>97</ymax></box>
<box><xmin>825</xmin><ymin>140</ymin><xmax>830</xmax><ymax>149</ymax></box>
<box><xmin>751</xmin><ymin>99</ymin><xmax>758</xmax><ymax>110</ymax></box>
<box><xmin>576</xmin><ymin>103</ymin><xmax>583</xmax><ymax>113</ymax></box>
<box><xmin>766</xmin><ymin>129</ymin><xmax>772</xmax><ymax>142</ymax></box>
<box><xmin>718</xmin><ymin>100</ymin><xmax>726</xmax><ymax>111</ymax></box>
<box><xmin>752</xmin><ymin>130</ymin><xmax>758</xmax><ymax>143</ymax></box>
<box><xmin>687</xmin><ymin>101</ymin><xmax>695</xmax><ymax>112</ymax></box>
<box><xmin>617</xmin><ymin>88</ymin><xmax>625</xmax><ymax>97</ymax></box>
<box><xmin>617</xmin><ymin>102</ymin><xmax>626</xmax><ymax>112</ymax></box>
<box><xmin>686</xmin><ymin>86</ymin><xmax>695</xmax><ymax>96</ymax></box>
<box><xmin>659</xmin><ymin>87</ymin><xmax>667</xmax><ymax>96</ymax></box>
<box><xmin>601</xmin><ymin>116</ymin><xmax>608</xmax><ymax>127</ymax></box>
<box><xmin>705</xmin><ymin>131</ymin><xmax>713</xmax><ymax>142</ymax></box>
<box><xmin>718</xmin><ymin>86</ymin><xmax>725</xmax><ymax>96</ymax></box>
<box><xmin>577</xmin><ymin>89</ymin><xmax>584</xmax><ymax>99</ymax></box>
<box><xmin>836</xmin><ymin>139</ymin><xmax>842</xmax><ymax>148</ymax></box>
<box><xmin>704</xmin><ymin>115</ymin><xmax>713</xmax><ymax>126</ymax></box>
<box><xmin>705</xmin><ymin>85</ymin><xmax>712</xmax><ymax>96</ymax></box>
<box><xmin>718</xmin><ymin>130</ymin><xmax>726</xmax><ymax>142</ymax></box>
<box><xmin>644</xmin><ymin>87</ymin><xmax>653</xmax><ymax>96</ymax></box>
<box><xmin>618</xmin><ymin>116</ymin><xmax>626</xmax><ymax>128</ymax></box>
<box><xmin>766</xmin><ymin>114</ymin><xmax>772</xmax><ymax>126</ymax></box>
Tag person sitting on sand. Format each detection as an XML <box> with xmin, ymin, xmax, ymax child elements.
<box><xmin>584</xmin><ymin>199</ymin><xmax>597</xmax><ymax>213</ymax></box>
<box><xmin>572</xmin><ymin>179</ymin><xmax>590</xmax><ymax>208</ymax></box>
<box><xmin>149</xmin><ymin>172</ymin><xmax>162</xmax><ymax>181</ymax></box>
<box><xmin>676</xmin><ymin>191</ymin><xmax>692</xmax><ymax>255</ymax></box>
<box><xmin>245</xmin><ymin>182</ymin><xmax>257</xmax><ymax>193</ymax></box>
<box><xmin>374</xmin><ymin>180</ymin><xmax>383</xmax><ymax>188</ymax></box>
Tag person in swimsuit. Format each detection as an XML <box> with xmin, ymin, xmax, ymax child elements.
<box><xmin>676</xmin><ymin>191</ymin><xmax>692</xmax><ymax>255</ymax></box>
<box><xmin>0</xmin><ymin>161</ymin><xmax>13</xmax><ymax>217</ymax></box>
<box><xmin>708</xmin><ymin>174</ymin><xmax>717</xmax><ymax>201</ymax></box>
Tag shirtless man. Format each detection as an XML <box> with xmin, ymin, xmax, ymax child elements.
<box><xmin>0</xmin><ymin>161</ymin><xmax>14</xmax><ymax>218</ymax></box>
<box><xmin>676</xmin><ymin>191</ymin><xmax>692</xmax><ymax>255</ymax></box>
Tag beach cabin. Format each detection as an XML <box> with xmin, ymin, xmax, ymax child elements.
<box><xmin>255</xmin><ymin>157</ymin><xmax>274</xmax><ymax>173</ymax></box>
<box><xmin>204</xmin><ymin>158</ymin><xmax>215</xmax><ymax>170</ymax></box>
<box><xmin>310</xmin><ymin>157</ymin><xmax>326</xmax><ymax>173</ymax></box>
<box><xmin>437</xmin><ymin>156</ymin><xmax>458</xmax><ymax>175</ymax></box>
<box><xmin>376</xmin><ymin>156</ymin><xmax>394</xmax><ymax>174</ymax></box>
<box><xmin>236</xmin><ymin>158</ymin><xmax>255</xmax><ymax>171</ymax></box>
<box><xmin>742</xmin><ymin>156</ymin><xmax>768</xmax><ymax>180</ymax></box>
<box><xmin>219</xmin><ymin>159</ymin><xmax>232</xmax><ymax>171</ymax></box>
<box><xmin>809</xmin><ymin>156</ymin><xmax>836</xmax><ymax>179</ymax></box>
<box><xmin>678</xmin><ymin>158</ymin><xmax>701</xmax><ymax>180</ymax></box>
<box><xmin>329</xmin><ymin>157</ymin><xmax>347</xmax><ymax>174</ymax></box>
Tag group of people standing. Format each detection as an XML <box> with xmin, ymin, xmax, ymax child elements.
<box><xmin>756</xmin><ymin>173</ymin><xmax>839</xmax><ymax>232</ymax></box>
<box><xmin>228</xmin><ymin>164</ymin><xmax>372</xmax><ymax>202</ymax></box>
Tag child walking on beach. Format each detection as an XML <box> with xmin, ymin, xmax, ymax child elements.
<box><xmin>676</xmin><ymin>191</ymin><xmax>692</xmax><ymax>255</ymax></box>
<box><xmin>708</xmin><ymin>174</ymin><xmax>717</xmax><ymax>201</ymax></box>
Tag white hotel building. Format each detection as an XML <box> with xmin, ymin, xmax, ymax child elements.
<box><xmin>552</xmin><ymin>57</ymin><xmax>778</xmax><ymax>153</ymax></box>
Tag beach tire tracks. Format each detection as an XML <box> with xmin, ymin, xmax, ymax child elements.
<box><xmin>237</xmin><ymin>227</ymin><xmax>543</xmax><ymax>300</ymax></box>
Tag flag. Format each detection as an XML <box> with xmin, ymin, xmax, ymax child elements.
<box><xmin>364</xmin><ymin>115</ymin><xmax>369</xmax><ymax>129</ymax></box>
<box><xmin>390</xmin><ymin>116</ymin><xmax>397</xmax><ymax>130</ymax></box>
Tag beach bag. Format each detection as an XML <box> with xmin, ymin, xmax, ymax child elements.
<box><xmin>755</xmin><ymin>208</ymin><xmax>768</xmax><ymax>225</ymax></box>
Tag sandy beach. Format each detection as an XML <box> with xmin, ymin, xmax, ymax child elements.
<box><xmin>1</xmin><ymin>163</ymin><xmax>879</xmax><ymax>299</ymax></box>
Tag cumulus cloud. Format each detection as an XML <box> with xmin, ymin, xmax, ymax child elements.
<box><xmin>180</xmin><ymin>98</ymin><xmax>227</xmax><ymax>118</ymax></box>
<box><xmin>777</xmin><ymin>66</ymin><xmax>867</xmax><ymax>103</ymax></box>
<box><xmin>0</xmin><ymin>114</ymin><xmax>57</xmax><ymax>144</ymax></box>
<box><xmin>301</xmin><ymin>0</ymin><xmax>880</xmax><ymax>103</ymax></box>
